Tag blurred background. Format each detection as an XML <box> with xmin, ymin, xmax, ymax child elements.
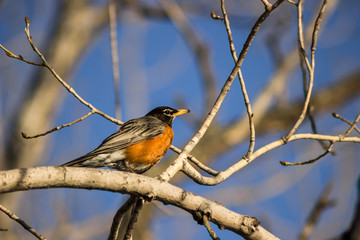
<box><xmin>0</xmin><ymin>0</ymin><xmax>360</xmax><ymax>239</ymax></box>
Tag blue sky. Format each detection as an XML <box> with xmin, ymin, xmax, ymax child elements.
<box><xmin>1</xmin><ymin>0</ymin><xmax>360</xmax><ymax>239</ymax></box>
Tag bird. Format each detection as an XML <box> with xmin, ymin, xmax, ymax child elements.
<box><xmin>61</xmin><ymin>106</ymin><xmax>190</xmax><ymax>174</ymax></box>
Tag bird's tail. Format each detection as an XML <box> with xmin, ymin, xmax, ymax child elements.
<box><xmin>60</xmin><ymin>154</ymin><xmax>95</xmax><ymax>167</ymax></box>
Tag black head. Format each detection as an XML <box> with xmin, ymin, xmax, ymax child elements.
<box><xmin>146</xmin><ymin>106</ymin><xmax>190</xmax><ymax>127</ymax></box>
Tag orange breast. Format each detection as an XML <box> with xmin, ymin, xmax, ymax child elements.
<box><xmin>124</xmin><ymin>126</ymin><xmax>174</xmax><ymax>165</ymax></box>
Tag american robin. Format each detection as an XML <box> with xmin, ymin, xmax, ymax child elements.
<box><xmin>62</xmin><ymin>106</ymin><xmax>190</xmax><ymax>174</ymax></box>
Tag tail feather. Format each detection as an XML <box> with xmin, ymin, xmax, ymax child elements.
<box><xmin>61</xmin><ymin>154</ymin><xmax>95</xmax><ymax>167</ymax></box>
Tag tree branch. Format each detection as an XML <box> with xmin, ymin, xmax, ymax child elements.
<box><xmin>123</xmin><ymin>198</ymin><xmax>144</xmax><ymax>240</ymax></box>
<box><xmin>108</xmin><ymin>196</ymin><xmax>138</xmax><ymax>240</ymax></box>
<box><xmin>332</xmin><ymin>113</ymin><xmax>360</xmax><ymax>134</ymax></box>
<box><xmin>220</xmin><ymin>0</ymin><xmax>255</xmax><ymax>159</ymax></box>
<box><xmin>21</xmin><ymin>110</ymin><xmax>96</xmax><ymax>139</ymax></box>
<box><xmin>182</xmin><ymin>133</ymin><xmax>360</xmax><ymax>185</ymax></box>
<box><xmin>281</xmin><ymin>113</ymin><xmax>360</xmax><ymax>166</ymax></box>
<box><xmin>284</xmin><ymin>0</ymin><xmax>328</xmax><ymax>140</ymax></box>
<box><xmin>0</xmin><ymin>167</ymin><xmax>279</xmax><ymax>240</ymax></box>
<box><xmin>0</xmin><ymin>204</ymin><xmax>47</xmax><ymax>240</ymax></box>
<box><xmin>159</xmin><ymin>0</ymin><xmax>286</xmax><ymax>183</ymax></box>
<box><xmin>22</xmin><ymin>16</ymin><xmax>122</xmax><ymax>126</ymax></box>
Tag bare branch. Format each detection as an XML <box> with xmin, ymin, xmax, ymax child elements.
<box><xmin>311</xmin><ymin>0</ymin><xmax>328</xmax><ymax>53</ymax></box>
<box><xmin>159</xmin><ymin>0</ymin><xmax>286</xmax><ymax>183</ymax></box>
<box><xmin>170</xmin><ymin>145</ymin><xmax>219</xmax><ymax>176</ymax></box>
<box><xmin>307</xmin><ymin>107</ymin><xmax>334</xmax><ymax>154</ymax></box>
<box><xmin>220</xmin><ymin>0</ymin><xmax>255</xmax><ymax>158</ymax></box>
<box><xmin>281</xmin><ymin>113</ymin><xmax>360</xmax><ymax>166</ymax></box>
<box><xmin>2</xmin><ymin>15</ymin><xmax>215</xmax><ymax>179</ymax></box>
<box><xmin>0</xmin><ymin>167</ymin><xmax>279</xmax><ymax>240</ymax></box>
<box><xmin>0</xmin><ymin>204</ymin><xmax>47</xmax><ymax>240</ymax></box>
<box><xmin>0</xmin><ymin>43</ymin><xmax>44</xmax><ymax>66</ymax></box>
<box><xmin>296</xmin><ymin>0</ymin><xmax>312</xmax><ymax>72</ymax></box>
<box><xmin>108</xmin><ymin>196</ymin><xmax>138</xmax><ymax>240</ymax></box>
<box><xmin>280</xmin><ymin>145</ymin><xmax>333</xmax><ymax>166</ymax></box>
<box><xmin>182</xmin><ymin>133</ymin><xmax>360</xmax><ymax>185</ymax></box>
<box><xmin>341</xmin><ymin>113</ymin><xmax>360</xmax><ymax>138</ymax></box>
<box><xmin>260</xmin><ymin>0</ymin><xmax>273</xmax><ymax>11</ymax></box>
<box><xmin>21</xmin><ymin>110</ymin><xmax>95</xmax><ymax>139</ymax></box>
<box><xmin>298</xmin><ymin>25</ymin><xmax>332</xmax><ymax>154</ymax></box>
<box><xmin>124</xmin><ymin>198</ymin><xmax>144</xmax><ymax>240</ymax></box>
<box><xmin>284</xmin><ymin>0</ymin><xmax>328</xmax><ymax>140</ymax></box>
<box><xmin>203</xmin><ymin>215</ymin><xmax>220</xmax><ymax>240</ymax></box>
<box><xmin>287</xmin><ymin>0</ymin><xmax>298</xmax><ymax>5</ymax></box>
<box><xmin>221</xmin><ymin>0</ymin><xmax>340</xmax><ymax>161</ymax></box>
<box><xmin>332</xmin><ymin>112</ymin><xmax>360</xmax><ymax>134</ymax></box>
<box><xmin>210</xmin><ymin>11</ymin><xmax>224</xmax><ymax>21</ymax></box>
<box><xmin>22</xmin><ymin>16</ymin><xmax>122</xmax><ymax>126</ymax></box>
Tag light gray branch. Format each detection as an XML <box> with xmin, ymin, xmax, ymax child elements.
<box><xmin>0</xmin><ymin>167</ymin><xmax>279</xmax><ymax>240</ymax></box>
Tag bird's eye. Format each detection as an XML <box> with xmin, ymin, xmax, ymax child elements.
<box><xmin>164</xmin><ymin>109</ymin><xmax>171</xmax><ymax>115</ymax></box>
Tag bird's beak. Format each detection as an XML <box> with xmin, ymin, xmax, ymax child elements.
<box><xmin>173</xmin><ymin>109</ymin><xmax>190</xmax><ymax>117</ymax></box>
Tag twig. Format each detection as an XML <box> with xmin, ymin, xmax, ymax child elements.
<box><xmin>341</xmin><ymin>113</ymin><xmax>360</xmax><ymax>137</ymax></box>
<box><xmin>298</xmin><ymin>38</ymin><xmax>333</xmax><ymax>154</ymax></box>
<box><xmin>203</xmin><ymin>215</ymin><xmax>220</xmax><ymax>240</ymax></box>
<box><xmin>296</xmin><ymin>0</ymin><xmax>312</xmax><ymax>72</ymax></box>
<box><xmin>0</xmin><ymin>204</ymin><xmax>47</xmax><ymax>240</ymax></box>
<box><xmin>181</xmin><ymin>133</ymin><xmax>360</xmax><ymax>185</ymax></box>
<box><xmin>284</xmin><ymin>0</ymin><xmax>328</xmax><ymax>141</ymax></box>
<box><xmin>123</xmin><ymin>198</ymin><xmax>144</xmax><ymax>240</ymax></box>
<box><xmin>332</xmin><ymin>112</ymin><xmax>360</xmax><ymax>134</ymax></box>
<box><xmin>21</xmin><ymin>110</ymin><xmax>95</xmax><ymax>139</ymax></box>
<box><xmin>159</xmin><ymin>0</ymin><xmax>286</xmax><ymax>182</ymax></box>
<box><xmin>109</xmin><ymin>0</ymin><xmax>122</xmax><ymax>121</ymax></box>
<box><xmin>307</xmin><ymin>106</ymin><xmax>335</xmax><ymax>154</ymax></box>
<box><xmin>108</xmin><ymin>196</ymin><xmax>138</xmax><ymax>240</ymax></box>
<box><xmin>281</xmin><ymin>113</ymin><xmax>360</xmax><ymax>166</ymax></box>
<box><xmin>0</xmin><ymin>44</ymin><xmax>44</xmax><ymax>66</ymax></box>
<box><xmin>260</xmin><ymin>0</ymin><xmax>273</xmax><ymax>11</ymax></box>
<box><xmin>280</xmin><ymin>143</ymin><xmax>333</xmax><ymax>166</ymax></box>
<box><xmin>298</xmin><ymin>182</ymin><xmax>335</xmax><ymax>240</ymax></box>
<box><xmin>1</xmin><ymin>16</ymin><xmax>215</xmax><ymax>177</ymax></box>
<box><xmin>22</xmin><ymin>16</ymin><xmax>122</xmax><ymax>126</ymax></box>
<box><xmin>210</xmin><ymin>11</ymin><xmax>224</xmax><ymax>21</ymax></box>
<box><xmin>283</xmin><ymin>0</ymin><xmax>312</xmax><ymax>141</ymax></box>
<box><xmin>287</xmin><ymin>0</ymin><xmax>298</xmax><ymax>5</ymax></box>
<box><xmin>170</xmin><ymin>145</ymin><xmax>219</xmax><ymax>176</ymax></box>
<box><xmin>224</xmin><ymin>0</ymin><xmax>339</xmax><ymax>150</ymax></box>
<box><xmin>220</xmin><ymin>0</ymin><xmax>256</xmax><ymax>159</ymax></box>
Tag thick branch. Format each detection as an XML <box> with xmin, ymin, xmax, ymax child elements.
<box><xmin>0</xmin><ymin>167</ymin><xmax>278</xmax><ymax>240</ymax></box>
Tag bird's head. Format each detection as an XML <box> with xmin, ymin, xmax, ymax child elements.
<box><xmin>146</xmin><ymin>106</ymin><xmax>190</xmax><ymax>126</ymax></box>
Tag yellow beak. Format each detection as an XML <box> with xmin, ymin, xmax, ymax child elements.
<box><xmin>173</xmin><ymin>109</ymin><xmax>190</xmax><ymax>117</ymax></box>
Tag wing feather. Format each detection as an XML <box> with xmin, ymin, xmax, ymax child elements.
<box><xmin>62</xmin><ymin>116</ymin><xmax>165</xmax><ymax>166</ymax></box>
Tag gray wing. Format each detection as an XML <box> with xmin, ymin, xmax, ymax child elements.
<box><xmin>62</xmin><ymin>116</ymin><xmax>165</xmax><ymax>166</ymax></box>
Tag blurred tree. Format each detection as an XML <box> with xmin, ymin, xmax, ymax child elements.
<box><xmin>0</xmin><ymin>0</ymin><xmax>359</xmax><ymax>239</ymax></box>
